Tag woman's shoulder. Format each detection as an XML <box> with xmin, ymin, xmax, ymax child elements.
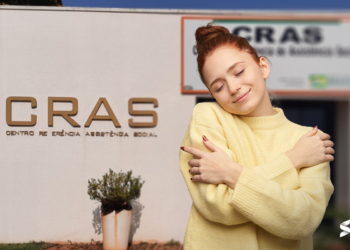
<box><xmin>193</xmin><ymin>101</ymin><xmax>222</xmax><ymax>113</ymax></box>
<box><xmin>285</xmin><ymin>119</ymin><xmax>326</xmax><ymax>136</ymax></box>
<box><xmin>191</xmin><ymin>102</ymin><xmax>233</xmax><ymax>128</ymax></box>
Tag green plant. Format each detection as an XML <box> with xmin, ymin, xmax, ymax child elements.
<box><xmin>165</xmin><ymin>238</ymin><xmax>180</xmax><ymax>245</ymax></box>
<box><xmin>87</xmin><ymin>168</ymin><xmax>145</xmax><ymax>215</ymax></box>
<box><xmin>0</xmin><ymin>240</ymin><xmax>54</xmax><ymax>250</ymax></box>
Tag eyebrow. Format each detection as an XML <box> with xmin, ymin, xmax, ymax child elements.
<box><xmin>209</xmin><ymin>61</ymin><xmax>245</xmax><ymax>89</ymax></box>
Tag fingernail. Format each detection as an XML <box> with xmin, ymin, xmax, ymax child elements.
<box><xmin>190</xmin><ymin>178</ymin><xmax>193</xmax><ymax>180</ymax></box>
<box><xmin>313</xmin><ymin>125</ymin><xmax>318</xmax><ymax>130</ymax></box>
<box><xmin>189</xmin><ymin>169</ymin><xmax>190</xmax><ymax>172</ymax></box>
<box><xmin>203</xmin><ymin>135</ymin><xmax>208</xmax><ymax>141</ymax></box>
<box><xmin>181</xmin><ymin>147</ymin><xmax>185</xmax><ymax>151</ymax></box>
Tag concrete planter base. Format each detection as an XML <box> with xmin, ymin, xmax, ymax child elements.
<box><xmin>101</xmin><ymin>209</ymin><xmax>133</xmax><ymax>250</ymax></box>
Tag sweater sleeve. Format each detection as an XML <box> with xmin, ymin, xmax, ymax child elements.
<box><xmin>227</xmin><ymin>159</ymin><xmax>334</xmax><ymax>240</ymax></box>
<box><xmin>179</xmin><ymin>122</ymin><xmax>301</xmax><ymax>226</ymax></box>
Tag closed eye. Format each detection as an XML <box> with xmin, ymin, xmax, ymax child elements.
<box><xmin>236</xmin><ymin>70</ymin><xmax>244</xmax><ymax>76</ymax></box>
<box><xmin>216</xmin><ymin>85</ymin><xmax>223</xmax><ymax>92</ymax></box>
<box><xmin>216</xmin><ymin>70</ymin><xmax>244</xmax><ymax>92</ymax></box>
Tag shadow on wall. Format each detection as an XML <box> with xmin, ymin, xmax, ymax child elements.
<box><xmin>92</xmin><ymin>199</ymin><xmax>145</xmax><ymax>243</ymax></box>
<box><xmin>92</xmin><ymin>205</ymin><xmax>102</xmax><ymax>235</ymax></box>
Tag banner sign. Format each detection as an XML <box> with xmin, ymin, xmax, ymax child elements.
<box><xmin>181</xmin><ymin>16</ymin><xmax>350</xmax><ymax>96</ymax></box>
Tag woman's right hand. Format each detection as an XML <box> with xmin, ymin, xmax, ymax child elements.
<box><xmin>285</xmin><ymin>127</ymin><xmax>335</xmax><ymax>171</ymax></box>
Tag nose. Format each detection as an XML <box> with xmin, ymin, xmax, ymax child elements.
<box><xmin>227</xmin><ymin>80</ymin><xmax>241</xmax><ymax>95</ymax></box>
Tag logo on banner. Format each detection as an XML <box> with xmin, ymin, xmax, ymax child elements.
<box><xmin>309</xmin><ymin>74</ymin><xmax>328</xmax><ymax>89</ymax></box>
<box><xmin>340</xmin><ymin>219</ymin><xmax>350</xmax><ymax>238</ymax></box>
<box><xmin>309</xmin><ymin>74</ymin><xmax>350</xmax><ymax>89</ymax></box>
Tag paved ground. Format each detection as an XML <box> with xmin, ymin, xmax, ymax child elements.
<box><xmin>44</xmin><ymin>241</ymin><xmax>183</xmax><ymax>250</ymax></box>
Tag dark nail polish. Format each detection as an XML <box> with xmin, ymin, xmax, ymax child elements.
<box><xmin>190</xmin><ymin>178</ymin><xmax>192</xmax><ymax>180</ymax></box>
<box><xmin>203</xmin><ymin>135</ymin><xmax>208</xmax><ymax>141</ymax></box>
<box><xmin>181</xmin><ymin>147</ymin><xmax>185</xmax><ymax>151</ymax></box>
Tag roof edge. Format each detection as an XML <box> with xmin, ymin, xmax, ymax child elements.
<box><xmin>0</xmin><ymin>5</ymin><xmax>350</xmax><ymax>15</ymax></box>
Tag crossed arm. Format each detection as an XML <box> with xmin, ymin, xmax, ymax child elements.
<box><xmin>179</xmin><ymin>123</ymin><xmax>334</xmax><ymax>240</ymax></box>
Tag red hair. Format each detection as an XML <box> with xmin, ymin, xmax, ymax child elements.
<box><xmin>195</xmin><ymin>21</ymin><xmax>271</xmax><ymax>86</ymax></box>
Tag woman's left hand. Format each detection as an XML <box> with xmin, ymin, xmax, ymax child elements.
<box><xmin>181</xmin><ymin>135</ymin><xmax>243</xmax><ymax>187</ymax></box>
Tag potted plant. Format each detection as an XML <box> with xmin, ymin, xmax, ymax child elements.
<box><xmin>88</xmin><ymin>168</ymin><xmax>145</xmax><ymax>250</ymax></box>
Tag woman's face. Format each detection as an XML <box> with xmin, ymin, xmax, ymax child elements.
<box><xmin>202</xmin><ymin>46</ymin><xmax>271</xmax><ymax>116</ymax></box>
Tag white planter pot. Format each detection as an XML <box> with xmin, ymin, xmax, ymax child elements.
<box><xmin>101</xmin><ymin>208</ymin><xmax>133</xmax><ymax>250</ymax></box>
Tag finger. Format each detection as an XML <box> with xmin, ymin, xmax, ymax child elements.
<box><xmin>188</xmin><ymin>159</ymin><xmax>200</xmax><ymax>168</ymax></box>
<box><xmin>323</xmin><ymin>140</ymin><xmax>334</xmax><ymax>147</ymax></box>
<box><xmin>189</xmin><ymin>166</ymin><xmax>201</xmax><ymax>175</ymax></box>
<box><xmin>202</xmin><ymin>135</ymin><xmax>219</xmax><ymax>152</ymax></box>
<box><xmin>325</xmin><ymin>147</ymin><xmax>335</xmax><ymax>155</ymax></box>
<box><xmin>191</xmin><ymin>174</ymin><xmax>202</xmax><ymax>182</ymax></box>
<box><xmin>318</xmin><ymin>133</ymin><xmax>331</xmax><ymax>141</ymax></box>
<box><xmin>325</xmin><ymin>154</ymin><xmax>334</xmax><ymax>162</ymax></box>
<box><xmin>304</xmin><ymin>126</ymin><xmax>318</xmax><ymax>137</ymax></box>
<box><xmin>181</xmin><ymin>146</ymin><xmax>206</xmax><ymax>159</ymax></box>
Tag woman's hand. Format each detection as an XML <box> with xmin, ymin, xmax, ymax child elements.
<box><xmin>285</xmin><ymin>126</ymin><xmax>335</xmax><ymax>171</ymax></box>
<box><xmin>181</xmin><ymin>135</ymin><xmax>243</xmax><ymax>189</ymax></box>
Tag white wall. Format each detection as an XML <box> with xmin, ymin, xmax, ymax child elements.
<box><xmin>0</xmin><ymin>6</ymin><xmax>196</xmax><ymax>243</ymax></box>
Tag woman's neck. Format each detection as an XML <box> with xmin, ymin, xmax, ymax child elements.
<box><xmin>244</xmin><ymin>89</ymin><xmax>275</xmax><ymax>117</ymax></box>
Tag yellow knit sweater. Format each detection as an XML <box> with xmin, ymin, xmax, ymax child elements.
<box><xmin>179</xmin><ymin>102</ymin><xmax>334</xmax><ymax>250</ymax></box>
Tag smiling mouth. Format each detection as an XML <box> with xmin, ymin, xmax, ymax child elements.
<box><xmin>234</xmin><ymin>89</ymin><xmax>251</xmax><ymax>103</ymax></box>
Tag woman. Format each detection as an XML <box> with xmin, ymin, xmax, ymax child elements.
<box><xmin>179</xmin><ymin>22</ymin><xmax>335</xmax><ymax>249</ymax></box>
